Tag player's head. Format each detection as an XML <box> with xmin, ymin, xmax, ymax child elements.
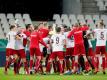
<box><xmin>60</xmin><ymin>24</ymin><xmax>67</xmax><ymax>33</ymax></box>
<box><xmin>38</xmin><ymin>23</ymin><xmax>44</xmax><ymax>29</ymax></box>
<box><xmin>26</xmin><ymin>24</ymin><xmax>34</xmax><ymax>31</ymax></box>
<box><xmin>66</xmin><ymin>27</ymin><xmax>71</xmax><ymax>32</ymax></box>
<box><xmin>10</xmin><ymin>25</ymin><xmax>17</xmax><ymax>31</ymax></box>
<box><xmin>56</xmin><ymin>27</ymin><xmax>61</xmax><ymax>33</ymax></box>
<box><xmin>34</xmin><ymin>25</ymin><xmax>38</xmax><ymax>31</ymax></box>
<box><xmin>48</xmin><ymin>25</ymin><xmax>53</xmax><ymax>31</ymax></box>
<box><xmin>74</xmin><ymin>23</ymin><xmax>79</xmax><ymax>28</ymax></box>
<box><xmin>18</xmin><ymin>28</ymin><xmax>25</xmax><ymax>33</ymax></box>
<box><xmin>98</xmin><ymin>20</ymin><xmax>104</xmax><ymax>28</ymax></box>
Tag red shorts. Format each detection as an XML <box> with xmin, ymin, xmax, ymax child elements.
<box><xmin>66</xmin><ymin>48</ymin><xmax>74</xmax><ymax>56</ymax></box>
<box><xmin>74</xmin><ymin>44</ymin><xmax>85</xmax><ymax>56</ymax></box>
<box><xmin>49</xmin><ymin>51</ymin><xmax>64</xmax><ymax>60</ymax></box>
<box><xmin>96</xmin><ymin>46</ymin><xmax>106</xmax><ymax>55</ymax></box>
<box><xmin>15</xmin><ymin>49</ymin><xmax>26</xmax><ymax>58</ymax></box>
<box><xmin>6</xmin><ymin>48</ymin><xmax>16</xmax><ymax>56</ymax></box>
<box><xmin>30</xmin><ymin>48</ymin><xmax>42</xmax><ymax>56</ymax></box>
<box><xmin>88</xmin><ymin>48</ymin><xmax>94</xmax><ymax>56</ymax></box>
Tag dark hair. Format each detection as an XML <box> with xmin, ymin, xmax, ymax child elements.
<box><xmin>48</xmin><ymin>26</ymin><xmax>52</xmax><ymax>29</ymax></box>
<box><xmin>38</xmin><ymin>23</ymin><xmax>43</xmax><ymax>26</ymax></box>
<box><xmin>10</xmin><ymin>25</ymin><xmax>16</xmax><ymax>30</ymax></box>
<box><xmin>56</xmin><ymin>27</ymin><xmax>61</xmax><ymax>33</ymax></box>
<box><xmin>26</xmin><ymin>24</ymin><xmax>31</xmax><ymax>29</ymax></box>
<box><xmin>34</xmin><ymin>25</ymin><xmax>38</xmax><ymax>30</ymax></box>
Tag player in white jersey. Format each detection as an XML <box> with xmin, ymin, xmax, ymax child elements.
<box><xmin>63</xmin><ymin>27</ymin><xmax>74</xmax><ymax>74</ymax></box>
<box><xmin>15</xmin><ymin>29</ymin><xmax>29</xmax><ymax>74</ymax></box>
<box><xmin>5</xmin><ymin>25</ymin><xmax>17</xmax><ymax>74</ymax></box>
<box><xmin>46</xmin><ymin>27</ymin><xmax>66</xmax><ymax>75</ymax></box>
<box><xmin>93</xmin><ymin>21</ymin><xmax>107</xmax><ymax>74</ymax></box>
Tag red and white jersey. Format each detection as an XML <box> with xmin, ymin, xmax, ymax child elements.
<box><xmin>15</xmin><ymin>33</ymin><xmax>27</xmax><ymax>50</ymax></box>
<box><xmin>51</xmin><ymin>33</ymin><xmax>66</xmax><ymax>52</ymax></box>
<box><xmin>6</xmin><ymin>31</ymin><xmax>17</xmax><ymax>49</ymax></box>
<box><xmin>64</xmin><ymin>32</ymin><xmax>74</xmax><ymax>48</ymax></box>
<box><xmin>94</xmin><ymin>29</ymin><xmax>107</xmax><ymax>46</ymax></box>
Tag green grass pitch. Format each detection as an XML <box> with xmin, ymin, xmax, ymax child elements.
<box><xmin>0</xmin><ymin>68</ymin><xmax>107</xmax><ymax>80</ymax></box>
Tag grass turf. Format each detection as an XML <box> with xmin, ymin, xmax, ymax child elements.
<box><xmin>0</xmin><ymin>68</ymin><xmax>107</xmax><ymax>80</ymax></box>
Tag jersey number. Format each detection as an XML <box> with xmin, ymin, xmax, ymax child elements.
<box><xmin>56</xmin><ymin>37</ymin><xmax>59</xmax><ymax>44</ymax></box>
<box><xmin>100</xmin><ymin>32</ymin><xmax>104</xmax><ymax>40</ymax></box>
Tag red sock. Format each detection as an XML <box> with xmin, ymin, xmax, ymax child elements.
<box><xmin>92</xmin><ymin>57</ymin><xmax>95</xmax><ymax>68</ymax></box>
<box><xmin>5</xmin><ymin>61</ymin><xmax>9</xmax><ymax>72</ymax></box>
<box><xmin>59</xmin><ymin>62</ymin><xmax>63</xmax><ymax>74</ymax></box>
<box><xmin>102</xmin><ymin>57</ymin><xmax>106</xmax><ymax>71</ymax></box>
<box><xmin>46</xmin><ymin>62</ymin><xmax>51</xmax><ymax>72</ymax></box>
<box><xmin>35</xmin><ymin>59</ymin><xmax>40</xmax><ymax>72</ymax></box>
<box><xmin>96</xmin><ymin>57</ymin><xmax>99</xmax><ymax>71</ymax></box>
<box><xmin>30</xmin><ymin>60</ymin><xmax>33</xmax><ymax>70</ymax></box>
<box><xmin>53</xmin><ymin>61</ymin><xmax>57</xmax><ymax>73</ymax></box>
<box><xmin>85</xmin><ymin>61</ymin><xmax>89</xmax><ymax>71</ymax></box>
<box><xmin>24</xmin><ymin>62</ymin><xmax>29</xmax><ymax>74</ymax></box>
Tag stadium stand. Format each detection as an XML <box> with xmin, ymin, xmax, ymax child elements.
<box><xmin>95</xmin><ymin>0</ymin><xmax>107</xmax><ymax>11</ymax></box>
<box><xmin>53</xmin><ymin>14</ymin><xmax>107</xmax><ymax>29</ymax></box>
<box><xmin>0</xmin><ymin>13</ymin><xmax>32</xmax><ymax>39</ymax></box>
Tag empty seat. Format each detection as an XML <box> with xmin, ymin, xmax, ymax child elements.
<box><xmin>0</xmin><ymin>24</ymin><xmax>5</xmax><ymax>39</ymax></box>
<box><xmin>7</xmin><ymin>13</ymin><xmax>14</xmax><ymax>19</ymax></box>
<box><xmin>8</xmin><ymin>18</ymin><xmax>15</xmax><ymax>25</ymax></box>
<box><xmin>2</xmin><ymin>23</ymin><xmax>10</xmax><ymax>35</ymax></box>
<box><xmin>61</xmin><ymin>14</ymin><xmax>71</xmax><ymax>27</ymax></box>
<box><xmin>93</xmin><ymin>15</ymin><xmax>100</xmax><ymax>25</ymax></box>
<box><xmin>53</xmin><ymin>14</ymin><xmax>62</xmax><ymax>26</ymax></box>
<box><xmin>15</xmin><ymin>13</ymin><xmax>22</xmax><ymax>19</ymax></box>
<box><xmin>85</xmin><ymin>15</ymin><xmax>95</xmax><ymax>29</ymax></box>
<box><xmin>69</xmin><ymin>14</ymin><xmax>78</xmax><ymax>25</ymax></box>
<box><xmin>101</xmin><ymin>15</ymin><xmax>107</xmax><ymax>26</ymax></box>
<box><xmin>97</xmin><ymin>1</ymin><xmax>105</xmax><ymax>10</ymax></box>
<box><xmin>0</xmin><ymin>13</ymin><xmax>7</xmax><ymax>24</ymax></box>
<box><xmin>85</xmin><ymin>15</ymin><xmax>93</xmax><ymax>20</ymax></box>
<box><xmin>77</xmin><ymin>15</ymin><xmax>86</xmax><ymax>24</ymax></box>
<box><xmin>23</xmin><ymin>14</ymin><xmax>32</xmax><ymax>25</ymax></box>
<box><xmin>17</xmin><ymin>19</ymin><xmax>25</xmax><ymax>28</ymax></box>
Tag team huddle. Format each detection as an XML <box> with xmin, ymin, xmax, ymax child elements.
<box><xmin>4</xmin><ymin>20</ymin><xmax>107</xmax><ymax>75</ymax></box>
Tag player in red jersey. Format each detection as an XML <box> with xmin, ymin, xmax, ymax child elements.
<box><xmin>24</xmin><ymin>24</ymin><xmax>33</xmax><ymax>37</ymax></box>
<box><xmin>67</xmin><ymin>23</ymin><xmax>89</xmax><ymax>73</ymax></box>
<box><xmin>29</xmin><ymin>25</ymin><xmax>48</xmax><ymax>74</ymax></box>
<box><xmin>23</xmin><ymin>24</ymin><xmax>34</xmax><ymax>47</ymax></box>
<box><xmin>38</xmin><ymin>23</ymin><xmax>49</xmax><ymax>38</ymax></box>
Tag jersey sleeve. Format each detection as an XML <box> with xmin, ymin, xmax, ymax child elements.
<box><xmin>67</xmin><ymin>29</ymin><xmax>75</xmax><ymax>38</ymax></box>
<box><xmin>38</xmin><ymin>33</ymin><xmax>48</xmax><ymax>48</ymax></box>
